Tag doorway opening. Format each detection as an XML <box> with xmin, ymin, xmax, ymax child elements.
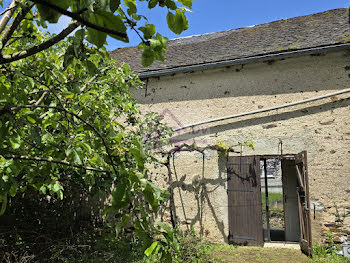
<box><xmin>227</xmin><ymin>152</ymin><xmax>312</xmax><ymax>255</ymax></box>
<box><xmin>260</xmin><ymin>157</ymin><xmax>300</xmax><ymax>243</ymax></box>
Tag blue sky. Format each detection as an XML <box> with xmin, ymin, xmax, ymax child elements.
<box><xmin>106</xmin><ymin>0</ymin><xmax>350</xmax><ymax>50</ymax></box>
<box><xmin>1</xmin><ymin>0</ymin><xmax>350</xmax><ymax>50</ymax></box>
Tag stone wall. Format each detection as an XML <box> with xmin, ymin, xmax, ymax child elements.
<box><xmin>134</xmin><ymin>50</ymin><xmax>350</xmax><ymax>245</ymax></box>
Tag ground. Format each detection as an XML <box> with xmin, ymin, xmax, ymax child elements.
<box><xmin>211</xmin><ymin>246</ymin><xmax>309</xmax><ymax>263</ymax></box>
<box><xmin>209</xmin><ymin>245</ymin><xmax>350</xmax><ymax>263</ymax></box>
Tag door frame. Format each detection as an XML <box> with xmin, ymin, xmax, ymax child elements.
<box><xmin>227</xmin><ymin>152</ymin><xmax>312</xmax><ymax>254</ymax></box>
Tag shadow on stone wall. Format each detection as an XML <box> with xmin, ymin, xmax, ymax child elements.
<box><xmin>135</xmin><ymin>53</ymin><xmax>350</xmax><ymax>103</ymax></box>
<box><xmin>165</xmin><ymin>153</ymin><xmax>229</xmax><ymax>242</ymax></box>
<box><xmin>171</xmin><ymin>97</ymin><xmax>350</xmax><ymax>143</ymax></box>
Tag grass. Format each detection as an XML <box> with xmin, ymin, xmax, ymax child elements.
<box><xmin>3</xmin><ymin>219</ymin><xmax>350</xmax><ymax>263</ymax></box>
<box><xmin>261</xmin><ymin>192</ymin><xmax>284</xmax><ymax>227</ymax></box>
<box><xmin>210</xmin><ymin>245</ymin><xmax>309</xmax><ymax>263</ymax></box>
<box><xmin>261</xmin><ymin>192</ymin><xmax>283</xmax><ymax>207</ymax></box>
<box><xmin>209</xmin><ymin>244</ymin><xmax>350</xmax><ymax>263</ymax></box>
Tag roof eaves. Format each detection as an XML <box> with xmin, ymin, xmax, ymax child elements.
<box><xmin>138</xmin><ymin>42</ymin><xmax>350</xmax><ymax>79</ymax></box>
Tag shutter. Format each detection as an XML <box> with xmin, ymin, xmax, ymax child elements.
<box><xmin>227</xmin><ymin>156</ymin><xmax>263</xmax><ymax>246</ymax></box>
<box><xmin>295</xmin><ymin>151</ymin><xmax>313</xmax><ymax>256</ymax></box>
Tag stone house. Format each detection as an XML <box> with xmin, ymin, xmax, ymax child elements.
<box><xmin>111</xmin><ymin>8</ymin><xmax>350</xmax><ymax>254</ymax></box>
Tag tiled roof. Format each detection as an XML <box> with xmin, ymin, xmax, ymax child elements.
<box><xmin>110</xmin><ymin>8</ymin><xmax>350</xmax><ymax>74</ymax></box>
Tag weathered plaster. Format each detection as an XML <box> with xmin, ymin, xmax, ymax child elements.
<box><xmin>135</xmin><ymin>50</ymin><xmax>350</xmax><ymax>244</ymax></box>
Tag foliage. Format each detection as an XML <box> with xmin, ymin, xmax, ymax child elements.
<box><xmin>0</xmin><ymin>0</ymin><xmax>194</xmax><ymax>260</ymax></box>
<box><xmin>313</xmin><ymin>246</ymin><xmax>349</xmax><ymax>263</ymax></box>
<box><xmin>0</xmin><ymin>0</ymin><xmax>193</xmax><ymax>66</ymax></box>
<box><xmin>1</xmin><ymin>224</ymin><xmax>220</xmax><ymax>262</ymax></box>
<box><xmin>175</xmin><ymin>228</ymin><xmax>216</xmax><ymax>263</ymax></box>
<box><xmin>311</xmin><ymin>232</ymin><xmax>350</xmax><ymax>263</ymax></box>
<box><xmin>243</xmin><ymin>139</ymin><xmax>254</xmax><ymax>150</ymax></box>
<box><xmin>313</xmin><ymin>232</ymin><xmax>339</xmax><ymax>257</ymax></box>
<box><xmin>143</xmin><ymin>227</ymin><xmax>217</xmax><ymax>263</ymax></box>
<box><xmin>0</xmin><ymin>24</ymin><xmax>178</xmax><ymax>260</ymax></box>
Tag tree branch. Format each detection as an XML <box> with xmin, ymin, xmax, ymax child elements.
<box><xmin>35</xmin><ymin>91</ymin><xmax>48</xmax><ymax>105</ymax></box>
<box><xmin>165</xmin><ymin>155</ymin><xmax>176</xmax><ymax>228</ymax></box>
<box><xmin>0</xmin><ymin>0</ymin><xmax>17</xmax><ymax>35</ymax></box>
<box><xmin>0</xmin><ymin>3</ymin><xmax>33</xmax><ymax>49</ymax></box>
<box><xmin>80</xmin><ymin>66</ymin><xmax>111</xmax><ymax>93</ymax></box>
<box><xmin>30</xmin><ymin>0</ymin><xmax>127</xmax><ymax>39</ymax></box>
<box><xmin>163</xmin><ymin>143</ymin><xmax>240</xmax><ymax>155</ymax></box>
<box><xmin>0</xmin><ymin>21</ymin><xmax>80</xmax><ymax>64</ymax></box>
<box><xmin>120</xmin><ymin>9</ymin><xmax>148</xmax><ymax>45</ymax></box>
<box><xmin>4</xmin><ymin>104</ymin><xmax>119</xmax><ymax>177</ymax></box>
<box><xmin>0</xmin><ymin>2</ymin><xmax>17</xmax><ymax>17</ymax></box>
<box><xmin>2</xmin><ymin>154</ymin><xmax>110</xmax><ymax>173</ymax></box>
<box><xmin>16</xmin><ymin>70</ymin><xmax>65</xmax><ymax>110</ymax></box>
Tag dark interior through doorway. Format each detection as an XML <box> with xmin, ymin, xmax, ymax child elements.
<box><xmin>260</xmin><ymin>157</ymin><xmax>300</xmax><ymax>242</ymax></box>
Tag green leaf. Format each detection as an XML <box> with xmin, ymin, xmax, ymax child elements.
<box><xmin>73</xmin><ymin>149</ymin><xmax>82</xmax><ymax>165</ymax></box>
<box><xmin>148</xmin><ymin>0</ymin><xmax>158</xmax><ymax>9</ymax></box>
<box><xmin>244</xmin><ymin>140</ymin><xmax>255</xmax><ymax>150</ymax></box>
<box><xmin>58</xmin><ymin>190</ymin><xmax>64</xmax><ymax>200</ymax></box>
<box><xmin>36</xmin><ymin>0</ymin><xmax>70</xmax><ymax>23</ymax></box>
<box><xmin>26</xmin><ymin>115</ymin><xmax>36</xmax><ymax>124</ymax></box>
<box><xmin>72</xmin><ymin>29</ymin><xmax>85</xmax><ymax>57</ymax></box>
<box><xmin>141</xmin><ymin>47</ymin><xmax>154</xmax><ymax>67</ymax></box>
<box><xmin>144</xmin><ymin>241</ymin><xmax>158</xmax><ymax>257</ymax></box>
<box><xmin>9</xmin><ymin>184</ymin><xmax>17</xmax><ymax>197</ymax></box>
<box><xmin>39</xmin><ymin>185</ymin><xmax>47</xmax><ymax>194</ymax></box>
<box><xmin>143</xmin><ymin>182</ymin><xmax>159</xmax><ymax>212</ymax></box>
<box><xmin>155</xmin><ymin>222</ymin><xmax>173</xmax><ymax>240</ymax></box>
<box><xmin>115</xmin><ymin>213</ymin><xmax>130</xmax><ymax>236</ymax></box>
<box><xmin>97</xmin><ymin>0</ymin><xmax>111</xmax><ymax>12</ymax></box>
<box><xmin>166</xmin><ymin>9</ymin><xmax>189</xmax><ymax>35</ymax></box>
<box><xmin>63</xmin><ymin>45</ymin><xmax>75</xmax><ymax>68</ymax></box>
<box><xmin>31</xmin><ymin>127</ymin><xmax>41</xmax><ymax>145</ymax></box>
<box><xmin>93</xmin><ymin>10</ymin><xmax>128</xmax><ymax>42</ymax></box>
<box><xmin>110</xmin><ymin>0</ymin><xmax>120</xmax><ymax>12</ymax></box>
<box><xmin>111</xmin><ymin>182</ymin><xmax>129</xmax><ymax>210</ymax></box>
<box><xmin>53</xmin><ymin>182</ymin><xmax>61</xmax><ymax>192</ymax></box>
<box><xmin>129</xmin><ymin>141</ymin><xmax>146</xmax><ymax>170</ymax></box>
<box><xmin>28</xmin><ymin>77</ymin><xmax>35</xmax><ymax>89</ymax></box>
<box><xmin>2</xmin><ymin>175</ymin><xmax>9</xmax><ymax>182</ymax></box>
<box><xmin>87</xmin><ymin>14</ymin><xmax>108</xmax><ymax>48</ymax></box>
<box><xmin>85</xmin><ymin>60</ymin><xmax>98</xmax><ymax>74</ymax></box>
<box><xmin>9</xmin><ymin>136</ymin><xmax>21</xmax><ymax>149</ymax></box>
<box><xmin>0</xmin><ymin>194</ymin><xmax>7</xmax><ymax>216</ymax></box>
<box><xmin>160</xmin><ymin>251</ymin><xmax>172</xmax><ymax>263</ymax></box>
<box><xmin>165</xmin><ymin>0</ymin><xmax>177</xmax><ymax>10</ymax></box>
<box><xmin>124</xmin><ymin>0</ymin><xmax>136</xmax><ymax>15</ymax></box>
<box><xmin>178</xmin><ymin>0</ymin><xmax>192</xmax><ymax>8</ymax></box>
<box><xmin>134</xmin><ymin>220</ymin><xmax>153</xmax><ymax>249</ymax></box>
<box><xmin>138</xmin><ymin>24</ymin><xmax>156</xmax><ymax>40</ymax></box>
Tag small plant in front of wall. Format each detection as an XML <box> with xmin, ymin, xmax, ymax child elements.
<box><xmin>244</xmin><ymin>140</ymin><xmax>255</xmax><ymax>150</ymax></box>
<box><xmin>217</xmin><ymin>140</ymin><xmax>229</xmax><ymax>155</ymax></box>
<box><xmin>313</xmin><ymin>232</ymin><xmax>341</xmax><ymax>259</ymax></box>
<box><xmin>237</xmin><ymin>140</ymin><xmax>255</xmax><ymax>151</ymax></box>
<box><xmin>334</xmin><ymin>203</ymin><xmax>346</xmax><ymax>223</ymax></box>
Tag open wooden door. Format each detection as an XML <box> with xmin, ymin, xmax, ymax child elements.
<box><xmin>282</xmin><ymin>159</ymin><xmax>300</xmax><ymax>242</ymax></box>
<box><xmin>295</xmin><ymin>151</ymin><xmax>312</xmax><ymax>256</ymax></box>
<box><xmin>227</xmin><ymin>156</ymin><xmax>263</xmax><ymax>246</ymax></box>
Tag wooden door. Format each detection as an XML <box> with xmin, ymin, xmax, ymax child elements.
<box><xmin>295</xmin><ymin>151</ymin><xmax>312</xmax><ymax>256</ymax></box>
<box><xmin>282</xmin><ymin>159</ymin><xmax>300</xmax><ymax>242</ymax></box>
<box><xmin>227</xmin><ymin>156</ymin><xmax>263</xmax><ymax>246</ymax></box>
